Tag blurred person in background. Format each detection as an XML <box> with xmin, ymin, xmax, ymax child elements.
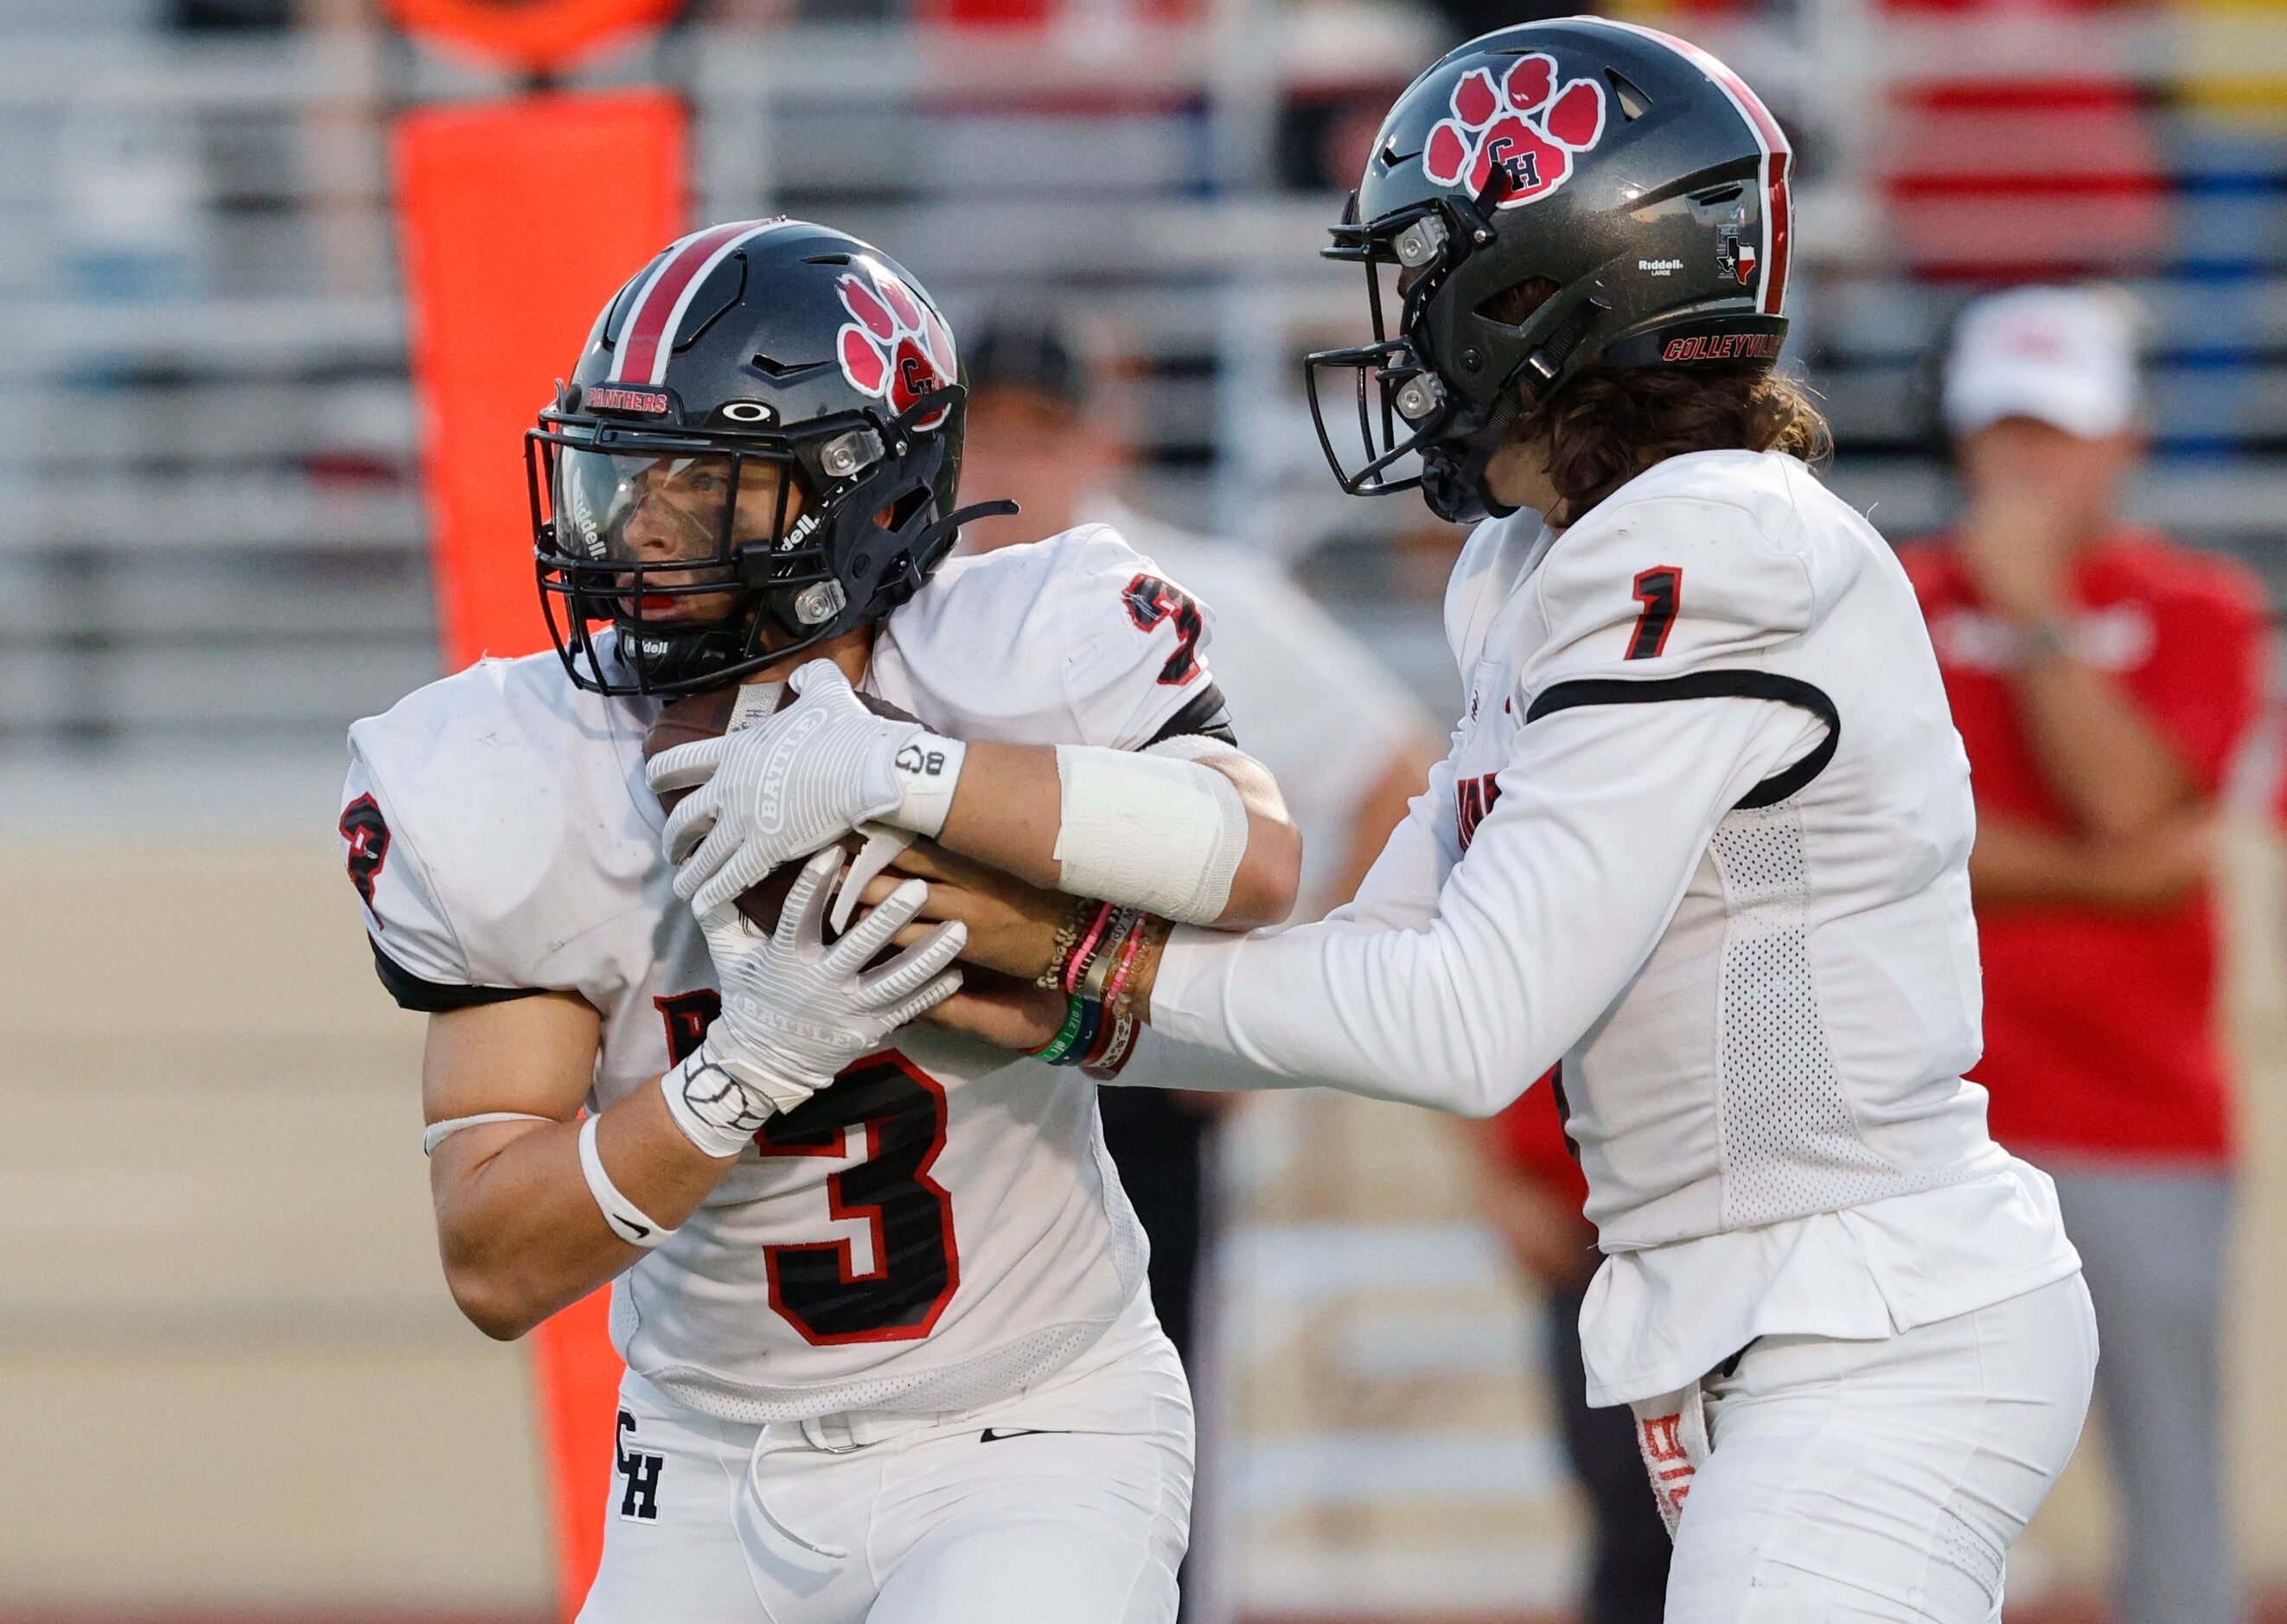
<box><xmin>1467</xmin><ymin>1090</ymin><xmax>1669</xmax><ymax>1624</ymax></box>
<box><xmin>955</xmin><ymin>307</ymin><xmax>1444</xmax><ymax>1370</ymax></box>
<box><xmin>1900</xmin><ymin>285</ymin><xmax>2266</xmax><ymax>1624</ymax></box>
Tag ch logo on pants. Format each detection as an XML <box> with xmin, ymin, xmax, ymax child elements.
<box><xmin>616</xmin><ymin>1409</ymin><xmax>664</xmax><ymax>1522</ymax></box>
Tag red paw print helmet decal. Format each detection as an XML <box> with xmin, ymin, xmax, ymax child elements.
<box><xmin>836</xmin><ymin>265</ymin><xmax>959</xmax><ymax>432</ymax></box>
<box><xmin>1421</xmin><ymin>53</ymin><xmax>1607</xmax><ymax>208</ymax></box>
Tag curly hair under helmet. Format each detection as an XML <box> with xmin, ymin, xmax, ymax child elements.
<box><xmin>1485</xmin><ymin>278</ymin><xmax>1832</xmax><ymax>527</ymax></box>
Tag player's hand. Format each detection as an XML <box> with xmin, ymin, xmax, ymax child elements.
<box><xmin>648</xmin><ymin>661</ymin><xmax>922</xmax><ymax>917</ymax></box>
<box><xmin>664</xmin><ymin>849</ymin><xmax>966</xmax><ymax>1157</ymax></box>
<box><xmin>1955</xmin><ymin>430</ymin><xmax>2084</xmax><ymax>620</ymax></box>
<box><xmin>919</xmin><ymin>969</ymin><xmax>1070</xmax><ymax>1052</ymax></box>
<box><xmin>849</xmin><ymin>838</ymin><xmax>1072</xmax><ymax>982</ymax></box>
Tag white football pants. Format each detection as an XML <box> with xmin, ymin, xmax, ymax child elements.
<box><xmin>1667</xmin><ymin>1271</ymin><xmax>2098</xmax><ymax>1621</ymax></box>
<box><xmin>578</xmin><ymin>1300</ymin><xmax>1194</xmax><ymax>1624</ymax></box>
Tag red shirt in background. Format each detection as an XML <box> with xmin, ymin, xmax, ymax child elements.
<box><xmin>1901</xmin><ymin>531</ymin><xmax>2266</xmax><ymax>1165</ymax></box>
<box><xmin>1485</xmin><ymin>1071</ymin><xmax>1590</xmax><ymax>1215</ymax></box>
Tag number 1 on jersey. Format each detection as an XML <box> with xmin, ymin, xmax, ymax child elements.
<box><xmin>1628</xmin><ymin>566</ymin><xmax>1683</xmax><ymax>660</ymax></box>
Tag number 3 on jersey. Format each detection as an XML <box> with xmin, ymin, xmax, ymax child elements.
<box><xmin>755</xmin><ymin>1057</ymin><xmax>959</xmax><ymax>1345</ymax></box>
<box><xmin>653</xmin><ymin>995</ymin><xmax>958</xmax><ymax>1346</ymax></box>
<box><xmin>1121</xmin><ymin>573</ymin><xmax>1204</xmax><ymax>685</ymax></box>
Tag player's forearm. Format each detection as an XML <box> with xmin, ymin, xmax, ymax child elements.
<box><xmin>434</xmin><ymin>1084</ymin><xmax>734</xmax><ymax>1341</ymax></box>
<box><xmin>1133</xmin><ymin>905</ymin><xmax>1569</xmax><ymax>1115</ymax></box>
<box><xmin>935</xmin><ymin>739</ymin><xmax>1302</xmax><ymax>928</ymax></box>
<box><xmin>933</xmin><ymin>740</ymin><xmax>1064</xmax><ymax>886</ymax></box>
<box><xmin>1969</xmin><ymin>809</ymin><xmax>2211</xmax><ymax>913</ymax></box>
<box><xmin>1965</xmin><ymin>816</ymin><xmax>2092</xmax><ymax>908</ymax></box>
<box><xmin>2005</xmin><ymin>643</ymin><xmax>2194</xmax><ymax>839</ymax></box>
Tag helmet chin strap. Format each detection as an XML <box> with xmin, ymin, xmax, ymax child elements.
<box><xmin>910</xmin><ymin>498</ymin><xmax>1018</xmax><ymax>568</ymax></box>
<box><xmin>615</xmin><ymin>618</ymin><xmax>751</xmax><ymax>690</ymax></box>
<box><xmin>1415</xmin><ymin>292</ymin><xmax>1606</xmax><ymax>525</ymax></box>
<box><xmin>1421</xmin><ymin>393</ymin><xmax>1522</xmax><ymax>526</ymax></box>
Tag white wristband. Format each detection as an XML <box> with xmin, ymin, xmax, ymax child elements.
<box><xmin>1052</xmin><ymin>744</ymin><xmax>1249</xmax><ymax>924</ymax></box>
<box><xmin>888</xmin><ymin>731</ymin><xmax>966</xmax><ymax>839</ymax></box>
<box><xmin>578</xmin><ymin>1114</ymin><xmax>676</xmax><ymax>1250</ymax></box>
<box><xmin>660</xmin><ymin>1050</ymin><xmax>773</xmax><ymax>1159</ymax></box>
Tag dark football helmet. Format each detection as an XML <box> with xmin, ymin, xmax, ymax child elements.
<box><xmin>528</xmin><ymin>219</ymin><xmax>1011</xmax><ymax>697</ymax></box>
<box><xmin>1306</xmin><ymin>17</ymin><xmax>1796</xmax><ymax>524</ymax></box>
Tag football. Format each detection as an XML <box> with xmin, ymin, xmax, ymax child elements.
<box><xmin>643</xmin><ymin>679</ymin><xmax>922</xmax><ymax>931</ymax></box>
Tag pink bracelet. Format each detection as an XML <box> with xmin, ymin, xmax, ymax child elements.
<box><xmin>1064</xmin><ymin>901</ymin><xmax>1117</xmax><ymax>994</ymax></box>
<box><xmin>1102</xmin><ymin>912</ymin><xmax>1153</xmax><ymax>1007</ymax></box>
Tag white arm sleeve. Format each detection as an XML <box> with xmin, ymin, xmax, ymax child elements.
<box><xmin>1145</xmin><ymin>693</ymin><xmax>1824</xmax><ymax>1114</ymax></box>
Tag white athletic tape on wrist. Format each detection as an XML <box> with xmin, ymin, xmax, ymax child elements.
<box><xmin>1052</xmin><ymin>744</ymin><xmax>1249</xmax><ymax>924</ymax></box>
<box><xmin>888</xmin><ymin>731</ymin><xmax>965</xmax><ymax>839</ymax></box>
<box><xmin>1142</xmin><ymin>732</ymin><xmax>1246</xmax><ymax>767</ymax></box>
<box><xmin>660</xmin><ymin>1051</ymin><xmax>776</xmax><ymax>1160</ymax></box>
<box><xmin>577</xmin><ymin>1113</ymin><xmax>676</xmax><ymax>1250</ymax></box>
<box><xmin>422</xmin><ymin>1111</ymin><xmax>554</xmax><ymax>1158</ymax></box>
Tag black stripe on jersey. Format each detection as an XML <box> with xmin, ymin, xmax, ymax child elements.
<box><xmin>369</xmin><ymin>935</ymin><xmax>547</xmax><ymax>1013</ymax></box>
<box><xmin>1524</xmin><ymin>671</ymin><xmax>1839</xmax><ymax>810</ymax></box>
<box><xmin>1146</xmin><ymin>681</ymin><xmax>1239</xmax><ymax>749</ymax></box>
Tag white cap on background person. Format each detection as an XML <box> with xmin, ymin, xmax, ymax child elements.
<box><xmin>1941</xmin><ymin>285</ymin><xmax>2140</xmax><ymax>441</ymax></box>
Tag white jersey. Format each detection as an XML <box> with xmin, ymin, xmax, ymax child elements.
<box><xmin>1081</xmin><ymin>499</ymin><xmax>1434</xmax><ymax>911</ymax></box>
<box><xmin>342</xmin><ymin>527</ymin><xmax>1230</xmax><ymax>1424</ymax></box>
<box><xmin>1151</xmin><ymin>450</ymin><xmax>2079</xmax><ymax>1403</ymax></box>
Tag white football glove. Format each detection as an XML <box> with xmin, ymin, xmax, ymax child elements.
<box><xmin>648</xmin><ymin>660</ymin><xmax>963</xmax><ymax>919</ymax></box>
<box><xmin>660</xmin><ymin>847</ymin><xmax>966</xmax><ymax>1159</ymax></box>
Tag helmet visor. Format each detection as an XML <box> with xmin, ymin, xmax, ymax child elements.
<box><xmin>546</xmin><ymin>444</ymin><xmax>808</xmax><ymax>625</ymax></box>
<box><xmin>533</xmin><ymin>435</ymin><xmax>824</xmax><ymax>694</ymax></box>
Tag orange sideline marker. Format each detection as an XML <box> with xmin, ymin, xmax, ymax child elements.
<box><xmin>394</xmin><ymin>87</ymin><xmax>687</xmax><ymax>1619</ymax></box>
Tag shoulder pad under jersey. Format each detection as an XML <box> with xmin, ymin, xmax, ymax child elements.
<box><xmin>342</xmin><ymin>653</ymin><xmax>658</xmax><ymax>1002</ymax></box>
<box><xmin>1518</xmin><ymin>450</ymin><xmax>1868</xmax><ymax>696</ymax></box>
<box><xmin>878</xmin><ymin>524</ymin><xmax>1224</xmax><ymax>751</ymax></box>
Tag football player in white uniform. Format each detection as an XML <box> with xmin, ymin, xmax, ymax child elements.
<box><xmin>662</xmin><ymin>24</ymin><xmax>2098</xmax><ymax>1623</ymax></box>
<box><xmin>339</xmin><ymin>220</ymin><xmax>1300</xmax><ymax>1623</ymax></box>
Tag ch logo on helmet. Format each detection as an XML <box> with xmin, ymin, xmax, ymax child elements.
<box><xmin>1421</xmin><ymin>54</ymin><xmax>1606</xmax><ymax>210</ymax></box>
<box><xmin>835</xmin><ymin>267</ymin><xmax>958</xmax><ymax>432</ymax></box>
<box><xmin>1715</xmin><ymin>210</ymin><xmax>1758</xmax><ymax>286</ymax></box>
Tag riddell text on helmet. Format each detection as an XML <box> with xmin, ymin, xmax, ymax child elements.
<box><xmin>1663</xmin><ymin>333</ymin><xmax>1785</xmax><ymax>362</ymax></box>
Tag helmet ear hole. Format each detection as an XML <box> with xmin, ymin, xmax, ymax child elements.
<box><xmin>878</xmin><ymin>486</ymin><xmax>931</xmax><ymax>533</ymax></box>
<box><xmin>1478</xmin><ymin>276</ymin><xmax>1562</xmax><ymax>331</ymax></box>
